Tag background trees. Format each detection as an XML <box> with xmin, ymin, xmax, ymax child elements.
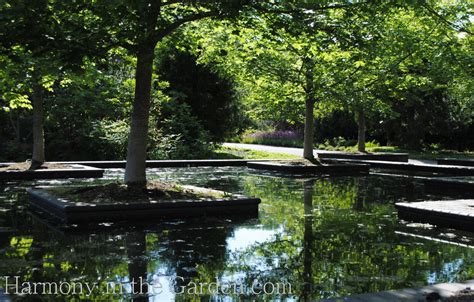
<box><xmin>195</xmin><ymin>1</ymin><xmax>472</xmax><ymax>153</ymax></box>
<box><xmin>0</xmin><ymin>0</ymin><xmax>471</xmax><ymax>167</ymax></box>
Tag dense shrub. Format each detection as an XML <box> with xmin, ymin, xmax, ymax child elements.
<box><xmin>150</xmin><ymin>101</ymin><xmax>213</xmax><ymax>159</ymax></box>
<box><xmin>156</xmin><ymin>46</ymin><xmax>246</xmax><ymax>143</ymax></box>
<box><xmin>241</xmin><ymin>130</ymin><xmax>303</xmax><ymax>147</ymax></box>
<box><xmin>378</xmin><ymin>88</ymin><xmax>473</xmax><ymax>151</ymax></box>
<box><xmin>0</xmin><ymin>45</ymin><xmax>247</xmax><ymax>161</ymax></box>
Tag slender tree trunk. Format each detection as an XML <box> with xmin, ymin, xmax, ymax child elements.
<box><xmin>357</xmin><ymin>109</ymin><xmax>366</xmax><ymax>153</ymax></box>
<box><xmin>303</xmin><ymin>97</ymin><xmax>315</xmax><ymax>160</ymax></box>
<box><xmin>124</xmin><ymin>46</ymin><xmax>155</xmax><ymax>187</ymax></box>
<box><xmin>30</xmin><ymin>83</ymin><xmax>45</xmax><ymax>170</ymax></box>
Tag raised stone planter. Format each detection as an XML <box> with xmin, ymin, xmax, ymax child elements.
<box><xmin>28</xmin><ymin>186</ymin><xmax>261</xmax><ymax>224</ymax></box>
<box><xmin>247</xmin><ymin>161</ymin><xmax>369</xmax><ymax>175</ymax></box>
<box><xmin>395</xmin><ymin>199</ymin><xmax>474</xmax><ymax>232</ymax></box>
<box><xmin>317</xmin><ymin>151</ymin><xmax>409</xmax><ymax>162</ymax></box>
<box><xmin>0</xmin><ymin>164</ymin><xmax>104</xmax><ymax>181</ymax></box>
<box><xmin>318</xmin><ymin>279</ymin><xmax>474</xmax><ymax>302</ymax></box>
<box><xmin>437</xmin><ymin>158</ymin><xmax>474</xmax><ymax>167</ymax></box>
<box><xmin>322</xmin><ymin>158</ymin><xmax>474</xmax><ymax>176</ymax></box>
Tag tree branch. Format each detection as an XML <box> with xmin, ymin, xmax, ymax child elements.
<box><xmin>251</xmin><ymin>1</ymin><xmax>369</xmax><ymax>15</ymax></box>
<box><xmin>421</xmin><ymin>3</ymin><xmax>472</xmax><ymax>36</ymax></box>
<box><xmin>149</xmin><ymin>10</ymin><xmax>219</xmax><ymax>45</ymax></box>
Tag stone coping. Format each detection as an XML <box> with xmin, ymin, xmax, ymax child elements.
<box><xmin>317</xmin><ymin>151</ymin><xmax>409</xmax><ymax>162</ymax></box>
<box><xmin>395</xmin><ymin>199</ymin><xmax>474</xmax><ymax>232</ymax></box>
<box><xmin>247</xmin><ymin>161</ymin><xmax>369</xmax><ymax>176</ymax></box>
<box><xmin>28</xmin><ymin>186</ymin><xmax>261</xmax><ymax>224</ymax></box>
<box><xmin>42</xmin><ymin>159</ymin><xmax>278</xmax><ymax>169</ymax></box>
<box><xmin>322</xmin><ymin>158</ymin><xmax>474</xmax><ymax>176</ymax></box>
<box><xmin>437</xmin><ymin>158</ymin><xmax>474</xmax><ymax>167</ymax></box>
<box><xmin>316</xmin><ymin>279</ymin><xmax>474</xmax><ymax>302</ymax></box>
<box><xmin>0</xmin><ymin>164</ymin><xmax>104</xmax><ymax>180</ymax></box>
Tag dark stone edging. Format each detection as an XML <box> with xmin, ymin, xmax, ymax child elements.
<box><xmin>322</xmin><ymin>158</ymin><xmax>474</xmax><ymax>175</ymax></box>
<box><xmin>0</xmin><ymin>164</ymin><xmax>104</xmax><ymax>180</ymax></box>
<box><xmin>28</xmin><ymin>187</ymin><xmax>261</xmax><ymax>224</ymax></box>
<box><xmin>395</xmin><ymin>200</ymin><xmax>474</xmax><ymax>232</ymax></box>
<box><xmin>317</xmin><ymin>151</ymin><xmax>409</xmax><ymax>162</ymax></box>
<box><xmin>247</xmin><ymin>161</ymin><xmax>370</xmax><ymax>175</ymax></box>
<box><xmin>423</xmin><ymin>178</ymin><xmax>474</xmax><ymax>193</ymax></box>
<box><xmin>437</xmin><ymin>158</ymin><xmax>474</xmax><ymax>167</ymax></box>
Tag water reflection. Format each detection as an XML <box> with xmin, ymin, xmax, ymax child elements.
<box><xmin>126</xmin><ymin>232</ymin><xmax>148</xmax><ymax>301</ymax></box>
<box><xmin>0</xmin><ymin>167</ymin><xmax>473</xmax><ymax>301</ymax></box>
<box><xmin>302</xmin><ymin>179</ymin><xmax>314</xmax><ymax>302</ymax></box>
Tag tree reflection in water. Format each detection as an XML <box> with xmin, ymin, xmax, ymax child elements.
<box><xmin>1</xmin><ymin>169</ymin><xmax>474</xmax><ymax>301</ymax></box>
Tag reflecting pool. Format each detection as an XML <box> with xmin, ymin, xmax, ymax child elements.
<box><xmin>1</xmin><ymin>167</ymin><xmax>473</xmax><ymax>301</ymax></box>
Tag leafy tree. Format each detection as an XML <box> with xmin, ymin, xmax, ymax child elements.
<box><xmin>332</xmin><ymin>2</ymin><xmax>472</xmax><ymax>152</ymax></box>
<box><xmin>77</xmin><ymin>0</ymin><xmax>258</xmax><ymax>187</ymax></box>
<box><xmin>0</xmin><ymin>0</ymin><xmax>106</xmax><ymax>168</ymax></box>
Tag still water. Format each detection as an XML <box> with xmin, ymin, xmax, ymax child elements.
<box><xmin>0</xmin><ymin>167</ymin><xmax>473</xmax><ymax>301</ymax></box>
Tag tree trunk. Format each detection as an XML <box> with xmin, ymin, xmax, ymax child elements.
<box><xmin>357</xmin><ymin>109</ymin><xmax>366</xmax><ymax>153</ymax></box>
<box><xmin>303</xmin><ymin>97</ymin><xmax>315</xmax><ymax>160</ymax></box>
<box><xmin>30</xmin><ymin>83</ymin><xmax>45</xmax><ymax>170</ymax></box>
<box><xmin>124</xmin><ymin>46</ymin><xmax>155</xmax><ymax>187</ymax></box>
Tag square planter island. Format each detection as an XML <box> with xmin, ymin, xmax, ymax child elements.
<box><xmin>0</xmin><ymin>162</ymin><xmax>104</xmax><ymax>180</ymax></box>
<box><xmin>27</xmin><ymin>183</ymin><xmax>261</xmax><ymax>224</ymax></box>
<box><xmin>247</xmin><ymin>160</ymin><xmax>370</xmax><ymax>176</ymax></box>
<box><xmin>316</xmin><ymin>151</ymin><xmax>409</xmax><ymax>162</ymax></box>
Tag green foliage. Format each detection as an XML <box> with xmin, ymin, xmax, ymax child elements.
<box><xmin>0</xmin><ymin>0</ymin><xmax>473</xmax><ymax>163</ymax></box>
<box><xmin>240</xmin><ymin>129</ymin><xmax>304</xmax><ymax>148</ymax></box>
<box><xmin>155</xmin><ymin>42</ymin><xmax>246</xmax><ymax>142</ymax></box>
<box><xmin>150</xmin><ymin>100</ymin><xmax>212</xmax><ymax>159</ymax></box>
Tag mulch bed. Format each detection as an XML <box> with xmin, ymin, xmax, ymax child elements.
<box><xmin>48</xmin><ymin>181</ymin><xmax>227</xmax><ymax>205</ymax></box>
<box><xmin>0</xmin><ymin>162</ymin><xmax>71</xmax><ymax>171</ymax></box>
<box><xmin>272</xmin><ymin>158</ymin><xmax>324</xmax><ymax>166</ymax></box>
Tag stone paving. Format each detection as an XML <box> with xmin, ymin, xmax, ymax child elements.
<box><xmin>396</xmin><ymin>200</ymin><xmax>474</xmax><ymax>232</ymax></box>
<box><xmin>396</xmin><ymin>199</ymin><xmax>474</xmax><ymax>218</ymax></box>
<box><xmin>316</xmin><ymin>279</ymin><xmax>474</xmax><ymax>302</ymax></box>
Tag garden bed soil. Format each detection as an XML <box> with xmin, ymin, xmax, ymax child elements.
<box><xmin>28</xmin><ymin>181</ymin><xmax>261</xmax><ymax>223</ymax></box>
<box><xmin>49</xmin><ymin>182</ymin><xmax>228</xmax><ymax>205</ymax></box>
<box><xmin>0</xmin><ymin>162</ymin><xmax>104</xmax><ymax>180</ymax></box>
<box><xmin>0</xmin><ymin>162</ymin><xmax>70</xmax><ymax>171</ymax></box>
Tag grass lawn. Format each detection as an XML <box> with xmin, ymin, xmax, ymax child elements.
<box><xmin>221</xmin><ymin>141</ymin><xmax>473</xmax><ymax>161</ymax></box>
<box><xmin>210</xmin><ymin>146</ymin><xmax>299</xmax><ymax>160</ymax></box>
